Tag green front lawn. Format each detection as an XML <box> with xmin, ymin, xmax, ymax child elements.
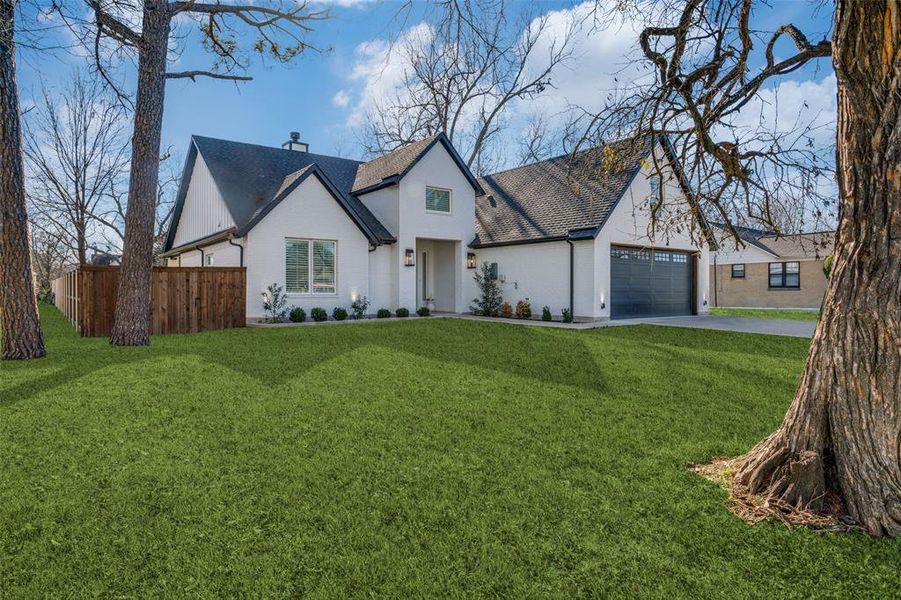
<box><xmin>1</xmin><ymin>308</ymin><xmax>897</xmax><ymax>597</ymax></box>
<box><xmin>710</xmin><ymin>307</ymin><xmax>821</xmax><ymax>321</ymax></box>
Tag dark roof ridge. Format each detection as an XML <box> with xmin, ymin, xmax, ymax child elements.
<box><xmin>190</xmin><ymin>134</ymin><xmax>364</xmax><ymax>165</ymax></box>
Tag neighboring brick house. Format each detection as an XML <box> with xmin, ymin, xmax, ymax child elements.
<box><xmin>710</xmin><ymin>224</ymin><xmax>834</xmax><ymax>309</ymax></box>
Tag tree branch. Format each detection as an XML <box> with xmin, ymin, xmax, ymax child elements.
<box><xmin>165</xmin><ymin>70</ymin><xmax>253</xmax><ymax>82</ymax></box>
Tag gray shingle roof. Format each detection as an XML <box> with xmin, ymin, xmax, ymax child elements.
<box><xmin>173</xmin><ymin>136</ymin><xmax>395</xmax><ymax>248</ymax></box>
<box><xmin>711</xmin><ymin>222</ymin><xmax>835</xmax><ymax>258</ymax></box>
<box><xmin>352</xmin><ymin>134</ymin><xmax>441</xmax><ymax>192</ymax></box>
<box><xmin>473</xmin><ymin>136</ymin><xmax>653</xmax><ymax>247</ymax></box>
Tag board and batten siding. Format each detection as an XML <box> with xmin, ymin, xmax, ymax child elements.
<box><xmin>172</xmin><ymin>153</ymin><xmax>235</xmax><ymax>247</ymax></box>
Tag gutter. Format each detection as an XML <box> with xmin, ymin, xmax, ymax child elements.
<box><xmin>160</xmin><ymin>228</ymin><xmax>236</xmax><ymax>259</ymax></box>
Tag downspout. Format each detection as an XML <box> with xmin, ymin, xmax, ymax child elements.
<box><xmin>566</xmin><ymin>239</ymin><xmax>574</xmax><ymax>317</ymax></box>
<box><xmin>198</xmin><ymin>246</ymin><xmax>205</xmax><ymax>267</ymax></box>
<box><xmin>228</xmin><ymin>236</ymin><xmax>245</xmax><ymax>267</ymax></box>
<box><xmin>713</xmin><ymin>254</ymin><xmax>718</xmax><ymax>307</ymax></box>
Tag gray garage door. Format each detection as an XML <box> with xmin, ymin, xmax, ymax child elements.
<box><xmin>610</xmin><ymin>246</ymin><xmax>693</xmax><ymax>319</ymax></box>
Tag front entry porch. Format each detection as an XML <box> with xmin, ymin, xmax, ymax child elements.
<box><xmin>415</xmin><ymin>238</ymin><xmax>460</xmax><ymax>312</ymax></box>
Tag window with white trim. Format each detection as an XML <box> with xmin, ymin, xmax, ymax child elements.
<box><xmin>425</xmin><ymin>187</ymin><xmax>451</xmax><ymax>213</ymax></box>
<box><xmin>286</xmin><ymin>239</ymin><xmax>336</xmax><ymax>294</ymax></box>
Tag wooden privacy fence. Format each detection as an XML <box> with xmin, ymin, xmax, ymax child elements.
<box><xmin>52</xmin><ymin>266</ymin><xmax>246</xmax><ymax>337</ymax></box>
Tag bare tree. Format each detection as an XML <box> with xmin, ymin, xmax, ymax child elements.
<box><xmin>362</xmin><ymin>0</ymin><xmax>576</xmax><ymax>173</ymax></box>
<box><xmin>95</xmin><ymin>147</ymin><xmax>179</xmax><ymax>261</ymax></box>
<box><xmin>54</xmin><ymin>0</ymin><xmax>328</xmax><ymax>345</ymax></box>
<box><xmin>24</xmin><ymin>71</ymin><xmax>130</xmax><ymax>265</ymax></box>
<box><xmin>0</xmin><ymin>0</ymin><xmax>45</xmax><ymax>360</ymax></box>
<box><xmin>583</xmin><ymin>0</ymin><xmax>899</xmax><ymax>536</ymax></box>
<box><xmin>29</xmin><ymin>214</ymin><xmax>71</xmax><ymax>300</ymax></box>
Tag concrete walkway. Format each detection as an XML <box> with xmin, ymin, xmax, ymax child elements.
<box><xmin>612</xmin><ymin>315</ymin><xmax>816</xmax><ymax>338</ymax></box>
<box><xmin>452</xmin><ymin>313</ymin><xmax>816</xmax><ymax>337</ymax></box>
<box><xmin>249</xmin><ymin>313</ymin><xmax>815</xmax><ymax>338</ymax></box>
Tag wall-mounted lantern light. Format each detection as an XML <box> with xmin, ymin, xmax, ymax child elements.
<box><xmin>404</xmin><ymin>248</ymin><xmax>415</xmax><ymax>267</ymax></box>
<box><xmin>600</xmin><ymin>291</ymin><xmax>606</xmax><ymax>310</ymax></box>
<box><xmin>466</xmin><ymin>252</ymin><xmax>477</xmax><ymax>269</ymax></box>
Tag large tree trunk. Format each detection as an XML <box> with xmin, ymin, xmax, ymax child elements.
<box><xmin>109</xmin><ymin>1</ymin><xmax>170</xmax><ymax>346</ymax></box>
<box><xmin>733</xmin><ymin>0</ymin><xmax>901</xmax><ymax>537</ymax></box>
<box><xmin>0</xmin><ymin>0</ymin><xmax>46</xmax><ymax>360</ymax></box>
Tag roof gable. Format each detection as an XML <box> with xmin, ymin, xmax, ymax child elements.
<box><xmin>473</xmin><ymin>136</ymin><xmax>653</xmax><ymax>247</ymax></box>
<box><xmin>352</xmin><ymin>133</ymin><xmax>484</xmax><ymax>195</ymax></box>
<box><xmin>164</xmin><ymin>136</ymin><xmax>394</xmax><ymax>252</ymax></box>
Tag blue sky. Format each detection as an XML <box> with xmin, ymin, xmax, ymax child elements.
<box><xmin>18</xmin><ymin>0</ymin><xmax>836</xmax><ymax>168</ymax></box>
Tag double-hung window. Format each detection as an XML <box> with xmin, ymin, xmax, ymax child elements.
<box><xmin>731</xmin><ymin>264</ymin><xmax>745</xmax><ymax>278</ymax></box>
<box><xmin>426</xmin><ymin>187</ymin><xmax>451</xmax><ymax>213</ymax></box>
<box><xmin>769</xmin><ymin>261</ymin><xmax>800</xmax><ymax>289</ymax></box>
<box><xmin>286</xmin><ymin>239</ymin><xmax>336</xmax><ymax>294</ymax></box>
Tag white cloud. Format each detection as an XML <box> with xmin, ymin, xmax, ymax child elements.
<box><xmin>332</xmin><ymin>90</ymin><xmax>351</xmax><ymax>108</ymax></box>
<box><xmin>344</xmin><ymin>21</ymin><xmax>433</xmax><ymax>127</ymax></box>
<box><xmin>520</xmin><ymin>1</ymin><xmax>648</xmax><ymax>119</ymax></box>
<box><xmin>725</xmin><ymin>75</ymin><xmax>837</xmax><ymax>150</ymax></box>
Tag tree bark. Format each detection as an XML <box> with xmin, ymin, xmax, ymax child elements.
<box><xmin>0</xmin><ymin>0</ymin><xmax>46</xmax><ymax>360</ymax></box>
<box><xmin>733</xmin><ymin>0</ymin><xmax>901</xmax><ymax>536</ymax></box>
<box><xmin>109</xmin><ymin>0</ymin><xmax>170</xmax><ymax>346</ymax></box>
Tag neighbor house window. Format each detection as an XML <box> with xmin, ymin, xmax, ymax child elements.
<box><xmin>426</xmin><ymin>187</ymin><xmax>451</xmax><ymax>213</ymax></box>
<box><xmin>286</xmin><ymin>239</ymin><xmax>336</xmax><ymax>294</ymax></box>
<box><xmin>649</xmin><ymin>174</ymin><xmax>661</xmax><ymax>196</ymax></box>
<box><xmin>769</xmin><ymin>261</ymin><xmax>800</xmax><ymax>288</ymax></box>
<box><xmin>731</xmin><ymin>264</ymin><xmax>745</xmax><ymax>278</ymax></box>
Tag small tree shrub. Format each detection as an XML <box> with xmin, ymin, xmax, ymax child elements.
<box><xmin>311</xmin><ymin>307</ymin><xmax>328</xmax><ymax>322</ymax></box>
<box><xmin>350</xmin><ymin>295</ymin><xmax>370</xmax><ymax>319</ymax></box>
<box><xmin>332</xmin><ymin>306</ymin><xmax>348</xmax><ymax>321</ymax></box>
<box><xmin>541</xmin><ymin>306</ymin><xmax>552</xmax><ymax>321</ymax></box>
<box><xmin>395</xmin><ymin>307</ymin><xmax>410</xmax><ymax>318</ymax></box>
<box><xmin>470</xmin><ymin>261</ymin><xmax>503</xmax><ymax>316</ymax></box>
<box><xmin>500</xmin><ymin>302</ymin><xmax>513</xmax><ymax>318</ymax></box>
<box><xmin>289</xmin><ymin>307</ymin><xmax>306</xmax><ymax>323</ymax></box>
<box><xmin>376</xmin><ymin>308</ymin><xmax>391</xmax><ymax>318</ymax></box>
<box><xmin>515</xmin><ymin>298</ymin><xmax>532</xmax><ymax>319</ymax></box>
<box><xmin>262</xmin><ymin>283</ymin><xmax>289</xmax><ymax>323</ymax></box>
<box><xmin>561</xmin><ymin>308</ymin><xmax>573</xmax><ymax>323</ymax></box>
<box><xmin>416</xmin><ymin>306</ymin><xmax>430</xmax><ymax>317</ymax></box>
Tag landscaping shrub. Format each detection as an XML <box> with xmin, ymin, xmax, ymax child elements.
<box><xmin>500</xmin><ymin>302</ymin><xmax>513</xmax><ymax>318</ymax></box>
<box><xmin>332</xmin><ymin>307</ymin><xmax>348</xmax><ymax>321</ymax></box>
<box><xmin>311</xmin><ymin>307</ymin><xmax>328</xmax><ymax>322</ymax></box>
<box><xmin>515</xmin><ymin>298</ymin><xmax>532</xmax><ymax>319</ymax></box>
<box><xmin>541</xmin><ymin>306</ymin><xmax>552</xmax><ymax>321</ymax></box>
<box><xmin>376</xmin><ymin>308</ymin><xmax>391</xmax><ymax>318</ymax></box>
<box><xmin>470</xmin><ymin>261</ymin><xmax>502</xmax><ymax>316</ymax></box>
<box><xmin>416</xmin><ymin>306</ymin><xmax>430</xmax><ymax>317</ymax></box>
<box><xmin>561</xmin><ymin>308</ymin><xmax>573</xmax><ymax>323</ymax></box>
<box><xmin>289</xmin><ymin>307</ymin><xmax>306</xmax><ymax>323</ymax></box>
<box><xmin>261</xmin><ymin>283</ymin><xmax>289</xmax><ymax>323</ymax></box>
<box><xmin>350</xmin><ymin>295</ymin><xmax>370</xmax><ymax>319</ymax></box>
<box><xmin>395</xmin><ymin>307</ymin><xmax>410</xmax><ymax>318</ymax></box>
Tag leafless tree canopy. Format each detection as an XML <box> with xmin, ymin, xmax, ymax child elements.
<box><xmin>23</xmin><ymin>71</ymin><xmax>178</xmax><ymax>267</ymax></box>
<box><xmin>362</xmin><ymin>0</ymin><xmax>577</xmax><ymax>174</ymax></box>
<box><xmin>578</xmin><ymin>0</ymin><xmax>835</xmax><ymax>246</ymax></box>
<box><xmin>24</xmin><ymin>72</ymin><xmax>130</xmax><ymax>265</ymax></box>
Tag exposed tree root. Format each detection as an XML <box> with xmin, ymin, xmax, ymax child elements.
<box><xmin>693</xmin><ymin>457</ymin><xmax>862</xmax><ymax>533</ymax></box>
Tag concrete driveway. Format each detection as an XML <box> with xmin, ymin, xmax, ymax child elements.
<box><xmin>614</xmin><ymin>315</ymin><xmax>816</xmax><ymax>338</ymax></box>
